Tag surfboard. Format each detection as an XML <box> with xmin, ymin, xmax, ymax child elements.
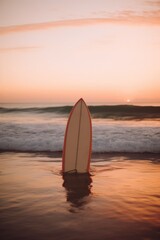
<box><xmin>62</xmin><ymin>98</ymin><xmax>92</xmax><ymax>173</ymax></box>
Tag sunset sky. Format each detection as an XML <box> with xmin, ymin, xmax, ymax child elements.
<box><xmin>0</xmin><ymin>0</ymin><xmax>160</xmax><ymax>104</ymax></box>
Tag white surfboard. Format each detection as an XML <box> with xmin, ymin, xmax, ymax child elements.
<box><xmin>62</xmin><ymin>98</ymin><xmax>92</xmax><ymax>173</ymax></box>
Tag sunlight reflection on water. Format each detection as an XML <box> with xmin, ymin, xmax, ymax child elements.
<box><xmin>0</xmin><ymin>153</ymin><xmax>160</xmax><ymax>240</ymax></box>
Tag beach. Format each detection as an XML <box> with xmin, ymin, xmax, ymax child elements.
<box><xmin>0</xmin><ymin>152</ymin><xmax>160</xmax><ymax>240</ymax></box>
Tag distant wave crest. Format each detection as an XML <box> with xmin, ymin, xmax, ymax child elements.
<box><xmin>0</xmin><ymin>105</ymin><xmax>160</xmax><ymax>119</ymax></box>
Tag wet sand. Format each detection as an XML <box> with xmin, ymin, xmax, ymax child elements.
<box><xmin>0</xmin><ymin>152</ymin><xmax>160</xmax><ymax>240</ymax></box>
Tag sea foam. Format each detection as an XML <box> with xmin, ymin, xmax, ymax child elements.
<box><xmin>0</xmin><ymin>119</ymin><xmax>159</xmax><ymax>153</ymax></box>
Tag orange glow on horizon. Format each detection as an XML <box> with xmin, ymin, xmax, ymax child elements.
<box><xmin>0</xmin><ymin>0</ymin><xmax>160</xmax><ymax>104</ymax></box>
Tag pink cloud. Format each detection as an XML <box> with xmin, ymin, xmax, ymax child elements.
<box><xmin>0</xmin><ymin>46</ymin><xmax>41</xmax><ymax>52</ymax></box>
<box><xmin>145</xmin><ymin>0</ymin><xmax>160</xmax><ymax>6</ymax></box>
<box><xmin>0</xmin><ymin>11</ymin><xmax>160</xmax><ymax>35</ymax></box>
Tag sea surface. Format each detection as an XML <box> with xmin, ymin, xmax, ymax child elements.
<box><xmin>0</xmin><ymin>103</ymin><xmax>160</xmax><ymax>240</ymax></box>
<box><xmin>0</xmin><ymin>152</ymin><xmax>160</xmax><ymax>240</ymax></box>
<box><xmin>0</xmin><ymin>103</ymin><xmax>160</xmax><ymax>153</ymax></box>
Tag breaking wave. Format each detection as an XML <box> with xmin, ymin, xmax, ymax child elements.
<box><xmin>0</xmin><ymin>105</ymin><xmax>160</xmax><ymax>120</ymax></box>
<box><xmin>0</xmin><ymin>104</ymin><xmax>160</xmax><ymax>153</ymax></box>
<box><xmin>0</xmin><ymin>121</ymin><xmax>160</xmax><ymax>153</ymax></box>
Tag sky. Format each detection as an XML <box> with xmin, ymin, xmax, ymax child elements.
<box><xmin>0</xmin><ymin>0</ymin><xmax>160</xmax><ymax>104</ymax></box>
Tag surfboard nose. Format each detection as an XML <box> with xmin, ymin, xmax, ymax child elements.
<box><xmin>78</xmin><ymin>98</ymin><xmax>85</xmax><ymax>103</ymax></box>
<box><xmin>77</xmin><ymin>98</ymin><xmax>88</xmax><ymax>106</ymax></box>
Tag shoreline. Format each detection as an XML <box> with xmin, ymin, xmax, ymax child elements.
<box><xmin>0</xmin><ymin>150</ymin><xmax>160</xmax><ymax>159</ymax></box>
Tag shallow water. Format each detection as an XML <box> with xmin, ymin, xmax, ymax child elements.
<box><xmin>0</xmin><ymin>152</ymin><xmax>160</xmax><ymax>240</ymax></box>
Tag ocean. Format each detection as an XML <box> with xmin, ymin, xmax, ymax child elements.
<box><xmin>0</xmin><ymin>103</ymin><xmax>160</xmax><ymax>153</ymax></box>
<box><xmin>0</xmin><ymin>103</ymin><xmax>160</xmax><ymax>240</ymax></box>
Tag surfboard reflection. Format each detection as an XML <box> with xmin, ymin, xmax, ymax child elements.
<box><xmin>63</xmin><ymin>173</ymin><xmax>92</xmax><ymax>212</ymax></box>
